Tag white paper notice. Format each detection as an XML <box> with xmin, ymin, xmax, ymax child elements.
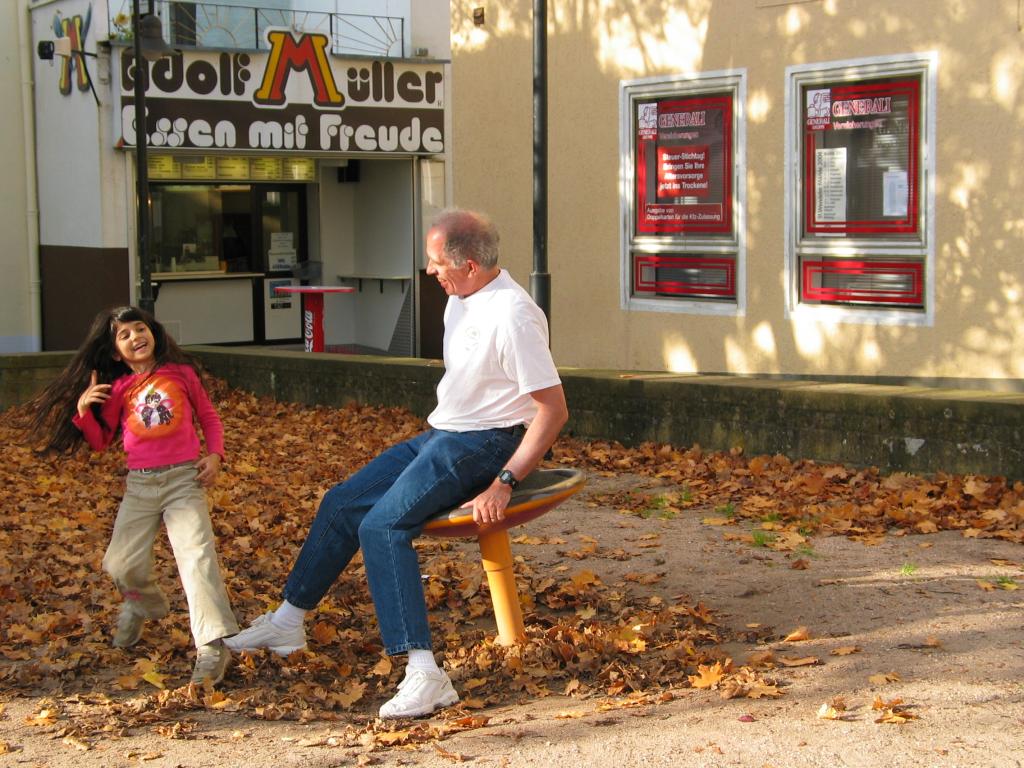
<box><xmin>815</xmin><ymin>148</ymin><xmax>847</xmax><ymax>223</ymax></box>
<box><xmin>268</xmin><ymin>250</ymin><xmax>297</xmax><ymax>270</ymax></box>
<box><xmin>270</xmin><ymin>232</ymin><xmax>294</xmax><ymax>250</ymax></box>
<box><xmin>268</xmin><ymin>231</ymin><xmax>297</xmax><ymax>270</ymax></box>
<box><xmin>883</xmin><ymin>169</ymin><xmax>908</xmax><ymax>217</ymax></box>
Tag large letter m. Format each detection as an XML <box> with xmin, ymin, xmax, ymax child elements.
<box><xmin>254</xmin><ymin>31</ymin><xmax>344</xmax><ymax>109</ymax></box>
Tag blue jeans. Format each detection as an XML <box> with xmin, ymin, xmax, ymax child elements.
<box><xmin>282</xmin><ymin>428</ymin><xmax>520</xmax><ymax>654</ymax></box>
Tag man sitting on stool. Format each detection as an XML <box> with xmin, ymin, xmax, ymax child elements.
<box><xmin>226</xmin><ymin>208</ymin><xmax>568</xmax><ymax>718</ymax></box>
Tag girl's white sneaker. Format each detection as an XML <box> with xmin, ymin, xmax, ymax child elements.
<box><xmin>191</xmin><ymin>641</ymin><xmax>230</xmax><ymax>685</ymax></box>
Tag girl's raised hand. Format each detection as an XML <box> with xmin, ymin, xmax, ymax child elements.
<box><xmin>195</xmin><ymin>453</ymin><xmax>221</xmax><ymax>487</ymax></box>
<box><xmin>77</xmin><ymin>370</ymin><xmax>111</xmax><ymax>417</ymax></box>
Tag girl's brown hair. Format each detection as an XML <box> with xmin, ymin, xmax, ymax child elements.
<box><xmin>24</xmin><ymin>306</ymin><xmax>200</xmax><ymax>452</ymax></box>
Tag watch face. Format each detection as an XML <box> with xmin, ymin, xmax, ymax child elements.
<box><xmin>499</xmin><ymin>470</ymin><xmax>518</xmax><ymax>487</ymax></box>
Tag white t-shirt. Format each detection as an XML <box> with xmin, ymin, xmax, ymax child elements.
<box><xmin>427</xmin><ymin>269</ymin><xmax>561</xmax><ymax>432</ymax></box>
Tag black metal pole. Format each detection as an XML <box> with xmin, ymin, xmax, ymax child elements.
<box><xmin>133</xmin><ymin>0</ymin><xmax>154</xmax><ymax>314</ymax></box>
<box><xmin>530</xmin><ymin>0</ymin><xmax>550</xmax><ymax>328</ymax></box>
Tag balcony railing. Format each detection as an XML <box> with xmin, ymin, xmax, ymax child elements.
<box><xmin>108</xmin><ymin>1</ymin><xmax>406</xmax><ymax>58</ymax></box>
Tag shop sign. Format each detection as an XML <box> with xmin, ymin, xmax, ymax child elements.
<box><xmin>116</xmin><ymin>30</ymin><xmax>445</xmax><ymax>155</ymax></box>
<box><xmin>806</xmin><ymin>86</ymin><xmax>893</xmax><ymax>132</ymax></box>
<box><xmin>51</xmin><ymin>5</ymin><xmax>92</xmax><ymax>96</ymax></box>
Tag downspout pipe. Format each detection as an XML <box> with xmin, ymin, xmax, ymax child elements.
<box><xmin>20</xmin><ymin>1</ymin><xmax>42</xmax><ymax>351</ymax></box>
<box><xmin>530</xmin><ymin>0</ymin><xmax>550</xmax><ymax>328</ymax></box>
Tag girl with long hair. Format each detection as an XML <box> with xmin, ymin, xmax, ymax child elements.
<box><xmin>25</xmin><ymin>306</ymin><xmax>238</xmax><ymax>685</ymax></box>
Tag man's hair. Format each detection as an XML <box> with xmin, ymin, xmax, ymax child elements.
<box><xmin>431</xmin><ymin>208</ymin><xmax>500</xmax><ymax>268</ymax></box>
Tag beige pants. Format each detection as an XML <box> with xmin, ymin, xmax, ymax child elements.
<box><xmin>102</xmin><ymin>463</ymin><xmax>238</xmax><ymax>648</ymax></box>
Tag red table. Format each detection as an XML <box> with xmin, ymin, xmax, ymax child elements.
<box><xmin>273</xmin><ymin>285</ymin><xmax>355</xmax><ymax>352</ymax></box>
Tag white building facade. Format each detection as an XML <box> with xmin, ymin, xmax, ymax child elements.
<box><xmin>22</xmin><ymin>0</ymin><xmax>452</xmax><ymax>354</ymax></box>
<box><xmin>1</xmin><ymin>3</ymin><xmax>40</xmax><ymax>352</ymax></box>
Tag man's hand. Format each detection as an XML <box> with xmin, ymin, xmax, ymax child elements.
<box><xmin>195</xmin><ymin>453</ymin><xmax>222</xmax><ymax>487</ymax></box>
<box><xmin>462</xmin><ymin>478</ymin><xmax>513</xmax><ymax>525</ymax></box>
<box><xmin>77</xmin><ymin>370</ymin><xmax>111</xmax><ymax>417</ymax></box>
<box><xmin>460</xmin><ymin>384</ymin><xmax>568</xmax><ymax>527</ymax></box>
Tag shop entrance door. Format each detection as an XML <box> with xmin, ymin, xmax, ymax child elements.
<box><xmin>255</xmin><ymin>186</ymin><xmax>307</xmax><ymax>342</ymax></box>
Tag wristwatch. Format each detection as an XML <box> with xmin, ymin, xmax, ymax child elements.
<box><xmin>497</xmin><ymin>469</ymin><xmax>519</xmax><ymax>490</ymax></box>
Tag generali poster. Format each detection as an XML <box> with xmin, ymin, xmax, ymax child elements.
<box><xmin>635</xmin><ymin>95</ymin><xmax>732</xmax><ymax>235</ymax></box>
<box><xmin>802</xmin><ymin>79</ymin><xmax>919</xmax><ymax>235</ymax></box>
<box><xmin>114</xmin><ymin>29</ymin><xmax>445</xmax><ymax>154</ymax></box>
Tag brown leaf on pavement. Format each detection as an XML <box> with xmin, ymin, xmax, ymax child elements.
<box><xmin>62</xmin><ymin>735</ymin><xmax>91</xmax><ymax>751</ymax></box>
<box><xmin>433</xmin><ymin>742</ymin><xmax>467</xmax><ymax>762</ymax></box>
<box><xmin>830</xmin><ymin>646</ymin><xmax>861</xmax><ymax>656</ymax></box>
<box><xmin>872</xmin><ymin>695</ymin><xmax>919</xmax><ymax>724</ymax></box>
<box><xmin>688</xmin><ymin>661</ymin><xmax>729</xmax><ymax>689</ymax></box>
<box><xmin>868</xmin><ymin>672</ymin><xmax>902</xmax><ymax>685</ymax></box>
<box><xmin>778</xmin><ymin>656</ymin><xmax>820</xmax><ymax>667</ymax></box>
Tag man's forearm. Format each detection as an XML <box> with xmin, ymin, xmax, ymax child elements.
<box><xmin>502</xmin><ymin>385</ymin><xmax>568</xmax><ymax>481</ymax></box>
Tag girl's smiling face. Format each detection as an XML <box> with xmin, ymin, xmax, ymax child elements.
<box><xmin>113</xmin><ymin>320</ymin><xmax>156</xmax><ymax>372</ymax></box>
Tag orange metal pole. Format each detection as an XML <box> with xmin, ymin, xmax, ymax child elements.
<box><xmin>478</xmin><ymin>529</ymin><xmax>526</xmax><ymax>645</ymax></box>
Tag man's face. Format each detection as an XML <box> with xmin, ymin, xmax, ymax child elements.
<box><xmin>425</xmin><ymin>228</ymin><xmax>476</xmax><ymax>297</ymax></box>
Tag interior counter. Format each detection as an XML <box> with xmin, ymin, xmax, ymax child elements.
<box><xmin>153</xmin><ymin>273</ymin><xmax>262</xmax><ymax>344</ymax></box>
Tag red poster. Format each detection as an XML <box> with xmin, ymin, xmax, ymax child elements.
<box><xmin>656</xmin><ymin>145</ymin><xmax>709</xmax><ymax>198</ymax></box>
<box><xmin>636</xmin><ymin>96</ymin><xmax>731</xmax><ymax>235</ymax></box>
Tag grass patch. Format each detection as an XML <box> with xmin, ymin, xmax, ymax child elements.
<box><xmin>751</xmin><ymin>530</ymin><xmax>776</xmax><ymax>548</ymax></box>
<box><xmin>715</xmin><ymin>502</ymin><xmax>737</xmax><ymax>518</ymax></box>
<box><xmin>639</xmin><ymin>494</ymin><xmax>677</xmax><ymax>520</ymax></box>
<box><xmin>795</xmin><ymin>543</ymin><xmax>817</xmax><ymax>558</ymax></box>
<box><xmin>899</xmin><ymin>563</ymin><xmax>918</xmax><ymax>577</ymax></box>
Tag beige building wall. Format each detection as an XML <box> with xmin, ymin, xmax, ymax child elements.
<box><xmin>450</xmin><ymin>0</ymin><xmax>1024</xmax><ymax>384</ymax></box>
<box><xmin>0</xmin><ymin>0</ymin><xmax>39</xmax><ymax>352</ymax></box>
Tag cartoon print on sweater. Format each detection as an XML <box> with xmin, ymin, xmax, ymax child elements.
<box><xmin>126</xmin><ymin>376</ymin><xmax>184</xmax><ymax>440</ymax></box>
<box><xmin>138</xmin><ymin>388</ymin><xmax>173</xmax><ymax>428</ymax></box>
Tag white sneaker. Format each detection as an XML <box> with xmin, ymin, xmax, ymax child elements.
<box><xmin>223</xmin><ymin>611</ymin><xmax>307</xmax><ymax>656</ymax></box>
<box><xmin>191</xmin><ymin>641</ymin><xmax>230</xmax><ymax>685</ymax></box>
<box><xmin>112</xmin><ymin>604</ymin><xmax>146</xmax><ymax>648</ymax></box>
<box><xmin>112</xmin><ymin>593</ymin><xmax>170</xmax><ymax>648</ymax></box>
<box><xmin>379</xmin><ymin>669</ymin><xmax>459</xmax><ymax>719</ymax></box>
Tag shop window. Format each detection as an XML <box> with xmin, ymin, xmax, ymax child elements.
<box><xmin>785</xmin><ymin>53</ymin><xmax>936</xmax><ymax>324</ymax></box>
<box><xmin>151</xmin><ymin>183</ymin><xmax>306</xmax><ymax>275</ymax></box>
<box><xmin>168</xmin><ymin>2</ymin><xmax>197</xmax><ymax>47</ymax></box>
<box><xmin>620</xmin><ymin>70</ymin><xmax>746</xmax><ymax>315</ymax></box>
<box><xmin>152</xmin><ymin>185</ymin><xmax>233</xmax><ymax>274</ymax></box>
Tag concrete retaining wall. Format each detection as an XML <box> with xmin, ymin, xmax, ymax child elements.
<box><xmin>0</xmin><ymin>351</ymin><xmax>73</xmax><ymax>411</ymax></box>
<box><xmin>561</xmin><ymin>370</ymin><xmax>1024</xmax><ymax>479</ymax></box>
<box><xmin>3</xmin><ymin>348</ymin><xmax>1022</xmax><ymax>479</ymax></box>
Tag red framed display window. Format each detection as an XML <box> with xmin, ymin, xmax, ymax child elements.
<box><xmin>635</xmin><ymin>95</ymin><xmax>733</xmax><ymax>236</ymax></box>
<box><xmin>633</xmin><ymin>253</ymin><xmax>736</xmax><ymax>299</ymax></box>
<box><xmin>801</xmin><ymin>258</ymin><xmax>923</xmax><ymax>306</ymax></box>
<box><xmin>802</xmin><ymin>79</ymin><xmax>920</xmax><ymax>236</ymax></box>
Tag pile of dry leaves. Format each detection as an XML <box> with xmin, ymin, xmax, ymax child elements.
<box><xmin>570</xmin><ymin>437</ymin><xmax>1024</xmax><ymax>547</ymax></box>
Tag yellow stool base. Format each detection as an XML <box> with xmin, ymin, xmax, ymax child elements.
<box><xmin>479</xmin><ymin>529</ymin><xmax>525</xmax><ymax>645</ymax></box>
